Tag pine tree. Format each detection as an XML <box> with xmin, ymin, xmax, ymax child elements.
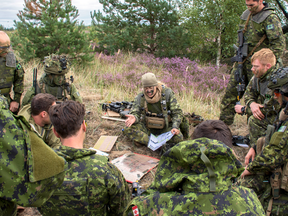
<box><xmin>91</xmin><ymin>0</ymin><xmax>191</xmax><ymax>57</ymax></box>
<box><xmin>11</xmin><ymin>0</ymin><xmax>92</xmax><ymax>62</ymax></box>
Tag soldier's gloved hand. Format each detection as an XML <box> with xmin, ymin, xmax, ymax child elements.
<box><xmin>235</xmin><ymin>104</ymin><xmax>244</xmax><ymax>114</ymax></box>
<box><xmin>125</xmin><ymin>114</ymin><xmax>136</xmax><ymax>127</ymax></box>
<box><xmin>250</xmin><ymin>102</ymin><xmax>264</xmax><ymax>120</ymax></box>
<box><xmin>245</xmin><ymin>147</ymin><xmax>255</xmax><ymax>166</ymax></box>
<box><xmin>171</xmin><ymin>128</ymin><xmax>180</xmax><ymax>135</ymax></box>
<box><xmin>9</xmin><ymin>101</ymin><xmax>19</xmax><ymax>113</ymax></box>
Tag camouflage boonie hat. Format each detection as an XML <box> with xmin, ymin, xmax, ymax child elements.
<box><xmin>44</xmin><ymin>54</ymin><xmax>70</xmax><ymax>75</ymax></box>
<box><xmin>268</xmin><ymin>67</ymin><xmax>288</xmax><ymax>93</ymax></box>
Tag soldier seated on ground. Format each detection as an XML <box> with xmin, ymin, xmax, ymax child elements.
<box><xmin>0</xmin><ymin>31</ymin><xmax>25</xmax><ymax>113</ymax></box>
<box><xmin>234</xmin><ymin>49</ymin><xmax>279</xmax><ymax>164</ymax></box>
<box><xmin>18</xmin><ymin>93</ymin><xmax>61</xmax><ymax>149</ymax></box>
<box><xmin>21</xmin><ymin>54</ymin><xmax>82</xmax><ymax>107</ymax></box>
<box><xmin>0</xmin><ymin>95</ymin><xmax>66</xmax><ymax>216</ymax></box>
<box><xmin>38</xmin><ymin>100</ymin><xmax>130</xmax><ymax>216</ymax></box>
<box><xmin>239</xmin><ymin>67</ymin><xmax>288</xmax><ymax>215</ymax></box>
<box><xmin>123</xmin><ymin>72</ymin><xmax>189</xmax><ymax>150</ymax></box>
<box><xmin>124</xmin><ymin>120</ymin><xmax>265</xmax><ymax>216</ymax></box>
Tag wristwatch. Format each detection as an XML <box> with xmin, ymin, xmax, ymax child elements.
<box><xmin>241</xmin><ymin>106</ymin><xmax>246</xmax><ymax>115</ymax></box>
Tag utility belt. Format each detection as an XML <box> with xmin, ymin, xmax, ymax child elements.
<box><xmin>145</xmin><ymin>111</ymin><xmax>171</xmax><ymax>129</ymax></box>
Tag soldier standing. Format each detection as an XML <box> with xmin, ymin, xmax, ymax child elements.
<box><xmin>21</xmin><ymin>54</ymin><xmax>82</xmax><ymax>106</ymax></box>
<box><xmin>123</xmin><ymin>72</ymin><xmax>189</xmax><ymax>150</ymax></box>
<box><xmin>0</xmin><ymin>31</ymin><xmax>24</xmax><ymax>113</ymax></box>
<box><xmin>219</xmin><ymin>0</ymin><xmax>285</xmax><ymax>125</ymax></box>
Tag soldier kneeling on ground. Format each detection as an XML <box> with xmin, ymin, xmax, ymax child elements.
<box><xmin>239</xmin><ymin>67</ymin><xmax>288</xmax><ymax>215</ymax></box>
<box><xmin>21</xmin><ymin>54</ymin><xmax>82</xmax><ymax>107</ymax></box>
<box><xmin>123</xmin><ymin>72</ymin><xmax>189</xmax><ymax>152</ymax></box>
<box><xmin>38</xmin><ymin>100</ymin><xmax>130</xmax><ymax>216</ymax></box>
<box><xmin>124</xmin><ymin>120</ymin><xmax>265</xmax><ymax>216</ymax></box>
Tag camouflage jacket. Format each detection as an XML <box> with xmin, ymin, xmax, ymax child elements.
<box><xmin>18</xmin><ymin>104</ymin><xmax>61</xmax><ymax>149</ymax></box>
<box><xmin>0</xmin><ymin>52</ymin><xmax>24</xmax><ymax>103</ymax></box>
<box><xmin>244</xmin><ymin>66</ymin><xmax>280</xmax><ymax>116</ymax></box>
<box><xmin>130</xmin><ymin>86</ymin><xmax>183</xmax><ymax>129</ymax></box>
<box><xmin>38</xmin><ymin>146</ymin><xmax>130</xmax><ymax>216</ymax></box>
<box><xmin>239</xmin><ymin>3</ymin><xmax>285</xmax><ymax>60</ymax></box>
<box><xmin>247</xmin><ymin>109</ymin><xmax>288</xmax><ymax>174</ymax></box>
<box><xmin>0</xmin><ymin>96</ymin><xmax>66</xmax><ymax>215</ymax></box>
<box><xmin>124</xmin><ymin>138</ymin><xmax>265</xmax><ymax>215</ymax></box>
<box><xmin>21</xmin><ymin>72</ymin><xmax>82</xmax><ymax>107</ymax></box>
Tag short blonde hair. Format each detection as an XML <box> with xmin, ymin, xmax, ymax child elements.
<box><xmin>251</xmin><ymin>48</ymin><xmax>276</xmax><ymax>66</ymax></box>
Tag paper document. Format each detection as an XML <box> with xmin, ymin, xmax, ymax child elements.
<box><xmin>89</xmin><ymin>148</ymin><xmax>109</xmax><ymax>156</ymax></box>
<box><xmin>111</xmin><ymin>152</ymin><xmax>159</xmax><ymax>182</ymax></box>
<box><xmin>148</xmin><ymin>131</ymin><xmax>174</xmax><ymax>151</ymax></box>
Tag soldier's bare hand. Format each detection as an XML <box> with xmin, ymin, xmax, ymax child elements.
<box><xmin>241</xmin><ymin>168</ymin><xmax>252</xmax><ymax>179</ymax></box>
<box><xmin>9</xmin><ymin>101</ymin><xmax>19</xmax><ymax>113</ymax></box>
<box><xmin>245</xmin><ymin>147</ymin><xmax>255</xmax><ymax>165</ymax></box>
<box><xmin>235</xmin><ymin>104</ymin><xmax>244</xmax><ymax>114</ymax></box>
<box><xmin>171</xmin><ymin>128</ymin><xmax>180</xmax><ymax>135</ymax></box>
<box><xmin>250</xmin><ymin>102</ymin><xmax>264</xmax><ymax>120</ymax></box>
<box><xmin>125</xmin><ymin>115</ymin><xmax>136</xmax><ymax>127</ymax></box>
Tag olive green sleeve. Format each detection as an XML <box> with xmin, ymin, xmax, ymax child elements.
<box><xmin>70</xmin><ymin>83</ymin><xmax>83</xmax><ymax>103</ymax></box>
<box><xmin>13</xmin><ymin>60</ymin><xmax>25</xmax><ymax>103</ymax></box>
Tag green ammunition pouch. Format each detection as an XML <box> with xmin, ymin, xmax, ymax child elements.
<box><xmin>270</xmin><ymin>168</ymin><xmax>282</xmax><ymax>199</ymax></box>
<box><xmin>146</xmin><ymin>116</ymin><xmax>165</xmax><ymax>129</ymax></box>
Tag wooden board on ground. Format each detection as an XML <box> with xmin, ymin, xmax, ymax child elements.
<box><xmin>111</xmin><ymin>152</ymin><xmax>159</xmax><ymax>183</ymax></box>
<box><xmin>93</xmin><ymin>136</ymin><xmax>118</xmax><ymax>152</ymax></box>
<box><xmin>101</xmin><ymin>116</ymin><xmax>126</xmax><ymax>122</ymax></box>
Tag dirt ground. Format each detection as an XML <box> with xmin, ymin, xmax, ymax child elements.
<box><xmin>17</xmin><ymin>95</ymin><xmax>250</xmax><ymax>215</ymax></box>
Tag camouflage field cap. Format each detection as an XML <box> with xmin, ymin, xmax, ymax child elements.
<box><xmin>44</xmin><ymin>54</ymin><xmax>70</xmax><ymax>75</ymax></box>
<box><xmin>142</xmin><ymin>73</ymin><xmax>158</xmax><ymax>87</ymax></box>
<box><xmin>268</xmin><ymin>67</ymin><xmax>288</xmax><ymax>93</ymax></box>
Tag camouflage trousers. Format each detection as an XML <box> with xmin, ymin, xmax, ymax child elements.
<box><xmin>123</xmin><ymin>122</ymin><xmax>184</xmax><ymax>146</ymax></box>
<box><xmin>238</xmin><ymin>174</ymin><xmax>288</xmax><ymax>215</ymax></box>
<box><xmin>248</xmin><ymin>113</ymin><xmax>277</xmax><ymax>148</ymax></box>
<box><xmin>220</xmin><ymin>61</ymin><xmax>254</xmax><ymax>125</ymax></box>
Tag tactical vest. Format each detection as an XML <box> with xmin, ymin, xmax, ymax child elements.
<box><xmin>136</xmin><ymin>85</ymin><xmax>172</xmax><ymax>129</ymax></box>
<box><xmin>39</xmin><ymin>75</ymin><xmax>72</xmax><ymax>101</ymax></box>
<box><xmin>257</xmin><ymin>110</ymin><xmax>288</xmax><ymax>215</ymax></box>
<box><xmin>0</xmin><ymin>53</ymin><xmax>16</xmax><ymax>97</ymax></box>
<box><xmin>239</xmin><ymin>6</ymin><xmax>275</xmax><ymax>53</ymax></box>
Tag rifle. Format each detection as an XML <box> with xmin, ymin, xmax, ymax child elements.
<box><xmin>101</xmin><ymin>101</ymin><xmax>133</xmax><ymax>117</ymax></box>
<box><xmin>231</xmin><ymin>30</ymin><xmax>248</xmax><ymax>105</ymax></box>
<box><xmin>33</xmin><ymin>68</ymin><xmax>37</xmax><ymax>95</ymax></box>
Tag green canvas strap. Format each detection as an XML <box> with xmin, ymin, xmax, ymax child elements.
<box><xmin>200</xmin><ymin>146</ymin><xmax>216</xmax><ymax>192</ymax></box>
<box><xmin>161</xmin><ymin>86</ymin><xmax>169</xmax><ymax>129</ymax></box>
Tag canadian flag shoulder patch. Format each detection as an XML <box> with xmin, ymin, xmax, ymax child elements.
<box><xmin>132</xmin><ymin>205</ymin><xmax>139</xmax><ymax>216</ymax></box>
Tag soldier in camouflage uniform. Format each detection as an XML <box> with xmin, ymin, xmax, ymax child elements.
<box><xmin>239</xmin><ymin>67</ymin><xmax>288</xmax><ymax>215</ymax></box>
<box><xmin>0</xmin><ymin>31</ymin><xmax>24</xmax><ymax>113</ymax></box>
<box><xmin>0</xmin><ymin>95</ymin><xmax>67</xmax><ymax>216</ymax></box>
<box><xmin>124</xmin><ymin>120</ymin><xmax>265</xmax><ymax>216</ymax></box>
<box><xmin>219</xmin><ymin>0</ymin><xmax>285</xmax><ymax>125</ymax></box>
<box><xmin>123</xmin><ymin>73</ymin><xmax>189</xmax><ymax>147</ymax></box>
<box><xmin>18</xmin><ymin>93</ymin><xmax>61</xmax><ymax>149</ymax></box>
<box><xmin>235</xmin><ymin>49</ymin><xmax>280</xmax><ymax>163</ymax></box>
<box><xmin>21</xmin><ymin>54</ymin><xmax>82</xmax><ymax>107</ymax></box>
<box><xmin>38</xmin><ymin>100</ymin><xmax>130</xmax><ymax>216</ymax></box>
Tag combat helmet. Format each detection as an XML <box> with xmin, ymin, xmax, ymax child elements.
<box><xmin>268</xmin><ymin>67</ymin><xmax>288</xmax><ymax>94</ymax></box>
<box><xmin>42</xmin><ymin>54</ymin><xmax>71</xmax><ymax>86</ymax></box>
<box><xmin>268</xmin><ymin>67</ymin><xmax>288</xmax><ymax>111</ymax></box>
